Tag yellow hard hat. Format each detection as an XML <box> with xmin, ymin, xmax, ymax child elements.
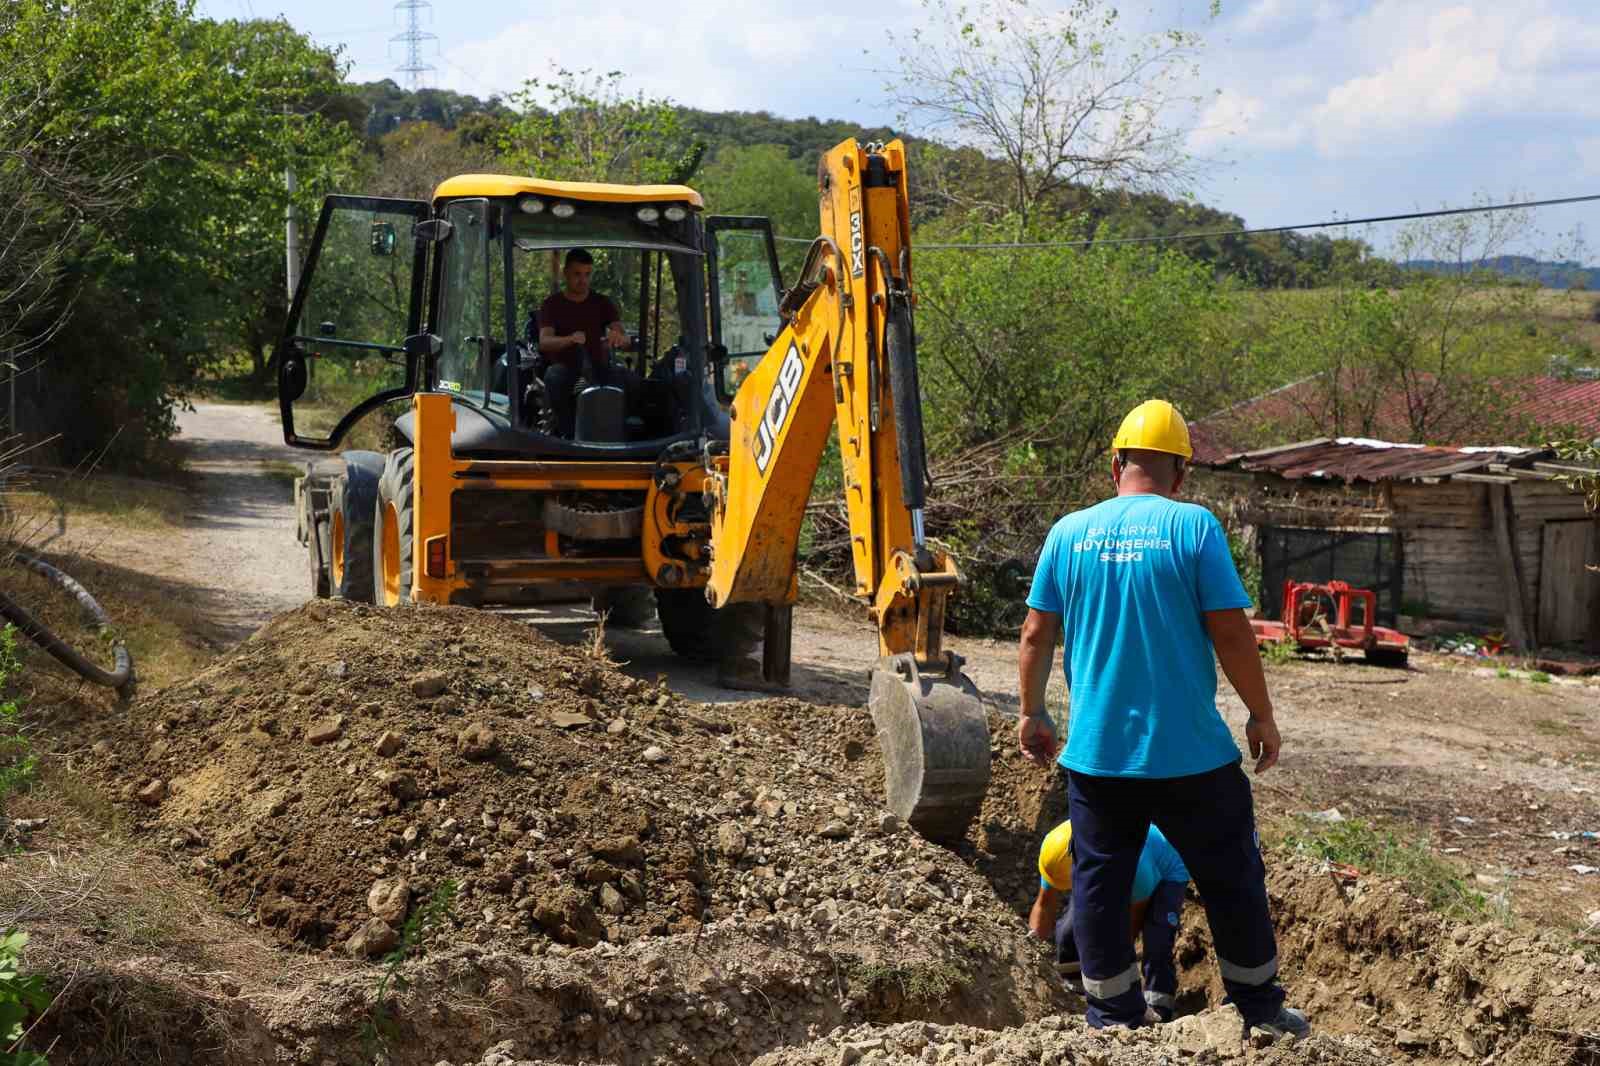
<box><xmin>1111</xmin><ymin>399</ymin><xmax>1193</xmax><ymax>460</ymax></box>
<box><xmin>1038</xmin><ymin>820</ymin><xmax>1073</xmax><ymax>891</ymax></box>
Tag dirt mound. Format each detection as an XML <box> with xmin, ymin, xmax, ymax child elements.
<box><xmin>1230</xmin><ymin>865</ymin><xmax>1600</xmax><ymax>1065</ymax></box>
<box><xmin>49</xmin><ymin>599</ymin><xmax>1067</xmax><ymax>1061</ymax></box>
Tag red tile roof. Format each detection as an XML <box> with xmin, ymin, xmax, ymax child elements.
<box><xmin>1190</xmin><ymin>374</ymin><xmax>1600</xmax><ymax>463</ymax></box>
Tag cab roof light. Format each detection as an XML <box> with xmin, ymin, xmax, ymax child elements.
<box><xmin>550</xmin><ymin>202</ymin><xmax>576</xmax><ymax>219</ymax></box>
<box><xmin>517</xmin><ymin>195</ymin><xmax>545</xmax><ymax>215</ymax></box>
<box><xmin>663</xmin><ymin>205</ymin><xmax>688</xmax><ymax>222</ymax></box>
<box><xmin>635</xmin><ymin>205</ymin><xmax>661</xmax><ymax>223</ymax></box>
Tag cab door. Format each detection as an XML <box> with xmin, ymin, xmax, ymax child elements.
<box><xmin>706</xmin><ymin>216</ymin><xmax>784</xmax><ymax>403</ymax></box>
<box><xmin>276</xmin><ymin>196</ymin><xmax>430</xmax><ymax>449</ymax></box>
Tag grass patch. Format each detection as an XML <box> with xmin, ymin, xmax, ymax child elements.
<box><xmin>259</xmin><ymin>460</ymin><xmax>303</xmax><ymax>485</ymax></box>
<box><xmin>1532</xmin><ymin>717</ymin><xmax>1580</xmax><ymax>737</ymax></box>
<box><xmin>840</xmin><ymin>954</ymin><xmax>968</xmax><ymax>1020</ymax></box>
<box><xmin>1529</xmin><ymin>671</ymin><xmax>1552</xmax><ymax>684</ymax></box>
<box><xmin>1279</xmin><ymin>815</ymin><xmax>1492</xmax><ymax>922</ymax></box>
<box><xmin>6</xmin><ymin>470</ymin><xmax>191</xmax><ymax>532</ymax></box>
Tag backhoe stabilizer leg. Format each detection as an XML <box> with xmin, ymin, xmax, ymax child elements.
<box><xmin>868</xmin><ymin>653</ymin><xmax>991</xmax><ymax>845</ymax></box>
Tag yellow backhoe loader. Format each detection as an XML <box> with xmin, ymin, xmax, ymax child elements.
<box><xmin>277</xmin><ymin>140</ymin><xmax>991</xmax><ymax>841</ymax></box>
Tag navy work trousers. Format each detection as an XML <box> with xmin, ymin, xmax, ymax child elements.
<box><xmin>1053</xmin><ymin>878</ymin><xmax>1186</xmax><ymax>1020</ymax></box>
<box><xmin>1066</xmin><ymin>759</ymin><xmax>1285</xmax><ymax>1028</ymax></box>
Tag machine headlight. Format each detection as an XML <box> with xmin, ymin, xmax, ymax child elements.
<box><xmin>663</xmin><ymin>205</ymin><xmax>688</xmax><ymax>222</ymax></box>
<box><xmin>550</xmin><ymin>202</ymin><xmax>576</xmax><ymax>219</ymax></box>
<box><xmin>635</xmin><ymin>205</ymin><xmax>661</xmax><ymax>223</ymax></box>
<box><xmin>517</xmin><ymin>196</ymin><xmax>545</xmax><ymax>215</ymax></box>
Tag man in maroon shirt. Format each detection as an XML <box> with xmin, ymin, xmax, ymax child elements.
<box><xmin>537</xmin><ymin>248</ymin><xmax>639</xmax><ymax>437</ymax></box>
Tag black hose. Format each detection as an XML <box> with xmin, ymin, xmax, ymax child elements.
<box><xmin>1</xmin><ymin>550</ymin><xmax>133</xmax><ymax>692</ymax></box>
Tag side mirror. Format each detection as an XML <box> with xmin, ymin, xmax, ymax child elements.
<box><xmin>280</xmin><ymin>353</ymin><xmax>308</xmax><ymax>403</ymax></box>
<box><xmin>370</xmin><ymin>220</ymin><xmax>397</xmax><ymax>257</ymax></box>
<box><xmin>318</xmin><ymin>321</ymin><xmax>337</xmax><ymax>337</ymax></box>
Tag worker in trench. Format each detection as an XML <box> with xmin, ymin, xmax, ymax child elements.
<box><xmin>1028</xmin><ymin>820</ymin><xmax>1188</xmax><ymax>1023</ymax></box>
<box><xmin>1015</xmin><ymin>399</ymin><xmax>1310</xmax><ymax>1040</ymax></box>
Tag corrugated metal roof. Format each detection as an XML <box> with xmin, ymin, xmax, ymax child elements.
<box><xmin>1203</xmin><ymin>438</ymin><xmax>1543</xmax><ymax>483</ymax></box>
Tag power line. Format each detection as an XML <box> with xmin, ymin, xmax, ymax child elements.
<box><xmin>772</xmin><ymin>191</ymin><xmax>1600</xmax><ymax>251</ymax></box>
<box><xmin>391</xmin><ymin>0</ymin><xmax>438</xmax><ymax>91</ymax></box>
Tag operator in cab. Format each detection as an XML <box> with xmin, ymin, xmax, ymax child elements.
<box><xmin>537</xmin><ymin>248</ymin><xmax>640</xmax><ymax>437</ymax></box>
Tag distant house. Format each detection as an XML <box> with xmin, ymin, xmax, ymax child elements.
<box><xmin>1190</xmin><ymin>372</ymin><xmax>1600</xmax><ymax>464</ymax></box>
<box><xmin>1199</xmin><ymin>438</ymin><xmax>1600</xmax><ymax>653</ymax></box>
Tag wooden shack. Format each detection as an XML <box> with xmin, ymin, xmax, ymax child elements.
<box><xmin>1200</xmin><ymin>438</ymin><xmax>1600</xmax><ymax>652</ymax></box>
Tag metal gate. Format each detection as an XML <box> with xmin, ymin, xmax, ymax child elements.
<box><xmin>1258</xmin><ymin>527</ymin><xmax>1404</xmax><ymax>626</ymax></box>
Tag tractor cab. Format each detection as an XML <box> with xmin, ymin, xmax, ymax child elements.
<box><xmin>275</xmin><ymin>176</ymin><xmax>784</xmax><ymax>459</ymax></box>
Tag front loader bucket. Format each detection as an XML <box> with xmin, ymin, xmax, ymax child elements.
<box><xmin>869</xmin><ymin>655</ymin><xmax>991</xmax><ymax>845</ymax></box>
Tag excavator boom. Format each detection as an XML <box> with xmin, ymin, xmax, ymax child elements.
<box><xmin>704</xmin><ymin>140</ymin><xmax>991</xmax><ymax>842</ymax></box>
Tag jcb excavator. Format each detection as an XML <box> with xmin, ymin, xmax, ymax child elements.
<box><xmin>276</xmin><ymin>140</ymin><xmax>990</xmax><ymax>841</ymax></box>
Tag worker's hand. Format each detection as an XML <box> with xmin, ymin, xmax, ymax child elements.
<box><xmin>607</xmin><ymin>324</ymin><xmax>629</xmax><ymax>350</ymax></box>
<box><xmin>1245</xmin><ymin>715</ymin><xmax>1281</xmax><ymax>774</ymax></box>
<box><xmin>1018</xmin><ymin>712</ymin><xmax>1057</xmax><ymax>766</ymax></box>
<box><xmin>570</xmin><ymin>331</ymin><xmax>587</xmax><ymax>348</ymax></box>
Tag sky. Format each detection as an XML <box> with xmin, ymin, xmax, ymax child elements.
<box><xmin>212</xmin><ymin>0</ymin><xmax>1600</xmax><ymax>258</ymax></box>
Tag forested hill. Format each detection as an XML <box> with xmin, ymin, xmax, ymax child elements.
<box><xmin>1404</xmin><ymin>255</ymin><xmax>1599</xmax><ymax>290</ymax></box>
<box><xmin>348</xmin><ymin>80</ymin><xmax>1365</xmax><ymax>287</ymax></box>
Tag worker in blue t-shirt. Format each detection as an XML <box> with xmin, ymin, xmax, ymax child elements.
<box><xmin>1029</xmin><ymin>820</ymin><xmax>1190</xmax><ymax>1021</ymax></box>
<box><xmin>1015</xmin><ymin>399</ymin><xmax>1309</xmax><ymax>1041</ymax></box>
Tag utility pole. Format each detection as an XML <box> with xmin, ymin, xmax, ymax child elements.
<box><xmin>392</xmin><ymin>0</ymin><xmax>438</xmax><ymax>91</ymax></box>
<box><xmin>285</xmin><ymin>163</ymin><xmax>300</xmax><ymax>303</ymax></box>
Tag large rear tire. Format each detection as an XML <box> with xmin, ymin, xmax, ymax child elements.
<box><xmin>329</xmin><ymin>460</ymin><xmax>379</xmax><ymax>603</ymax></box>
<box><xmin>373</xmin><ymin>448</ymin><xmax>415</xmax><ymax>607</ymax></box>
<box><xmin>655</xmin><ymin>588</ymin><xmax>762</xmax><ymax>663</ymax></box>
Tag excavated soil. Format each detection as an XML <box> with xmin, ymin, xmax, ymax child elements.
<box><xmin>23</xmin><ymin>599</ymin><xmax>1600</xmax><ymax>1065</ymax></box>
<box><xmin>42</xmin><ymin>600</ymin><xmax>1066</xmax><ymax>1063</ymax></box>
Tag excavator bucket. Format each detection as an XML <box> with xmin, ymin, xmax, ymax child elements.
<box><xmin>869</xmin><ymin>654</ymin><xmax>991</xmax><ymax>845</ymax></box>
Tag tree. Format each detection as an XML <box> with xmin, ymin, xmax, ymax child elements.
<box><xmin>886</xmin><ymin>0</ymin><xmax>1215</xmax><ymax>233</ymax></box>
<box><xmin>902</xmin><ymin>214</ymin><xmax>1255</xmax><ymax>595</ymax></box>
<box><xmin>1233</xmin><ymin>208</ymin><xmax>1593</xmax><ymax>446</ymax></box>
<box><xmin>0</xmin><ymin>0</ymin><xmax>361</xmax><ymax>464</ymax></box>
<box><xmin>693</xmin><ymin>144</ymin><xmax>818</xmax><ymax>281</ymax></box>
<box><xmin>499</xmin><ymin>70</ymin><xmax>702</xmax><ymax>184</ymax></box>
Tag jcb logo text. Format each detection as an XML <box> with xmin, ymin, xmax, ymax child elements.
<box><xmin>754</xmin><ymin>343</ymin><xmax>805</xmax><ymax>474</ymax></box>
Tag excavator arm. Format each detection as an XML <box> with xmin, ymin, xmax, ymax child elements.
<box><xmin>703</xmin><ymin>139</ymin><xmax>991</xmax><ymax>843</ymax></box>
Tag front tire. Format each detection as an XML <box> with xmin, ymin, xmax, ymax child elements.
<box><xmin>329</xmin><ymin>460</ymin><xmax>380</xmax><ymax>603</ymax></box>
<box><xmin>373</xmin><ymin>448</ymin><xmax>415</xmax><ymax>607</ymax></box>
<box><xmin>655</xmin><ymin>588</ymin><xmax>762</xmax><ymax>663</ymax></box>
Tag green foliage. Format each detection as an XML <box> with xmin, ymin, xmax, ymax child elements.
<box><xmin>361</xmin><ymin>879</ymin><xmax>458</xmax><ymax>1056</ymax></box>
<box><xmin>500</xmin><ymin>70</ymin><xmax>701</xmax><ymax>185</ymax></box>
<box><xmin>1529</xmin><ymin>671</ymin><xmax>1552</xmax><ymax>684</ymax></box>
<box><xmin>694</xmin><ymin>143</ymin><xmax>818</xmax><ymax>279</ymax></box>
<box><xmin>0</xmin><ymin>628</ymin><xmax>36</xmax><ymax>803</ymax></box>
<box><xmin>1259</xmin><ymin>640</ymin><xmax>1297</xmax><ymax>667</ymax></box>
<box><xmin>1281</xmin><ymin>815</ymin><xmax>1491</xmax><ymax>922</ymax></box>
<box><xmin>2</xmin><ymin>0</ymin><xmax>361</xmax><ymax>466</ymax></box>
<box><xmin>0</xmin><ymin>929</ymin><xmax>50</xmax><ymax>1066</ymax></box>
<box><xmin>1553</xmin><ymin>439</ymin><xmax>1600</xmax><ymax>513</ymax></box>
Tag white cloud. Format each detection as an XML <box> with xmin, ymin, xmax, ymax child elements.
<box><xmin>442</xmin><ymin>0</ymin><xmax>917</xmax><ymax>115</ymax></box>
<box><xmin>1305</xmin><ymin>2</ymin><xmax>1600</xmax><ymax>157</ymax></box>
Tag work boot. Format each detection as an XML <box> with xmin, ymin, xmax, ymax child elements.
<box><xmin>1248</xmin><ymin>1006</ymin><xmax>1311</xmax><ymax>1042</ymax></box>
